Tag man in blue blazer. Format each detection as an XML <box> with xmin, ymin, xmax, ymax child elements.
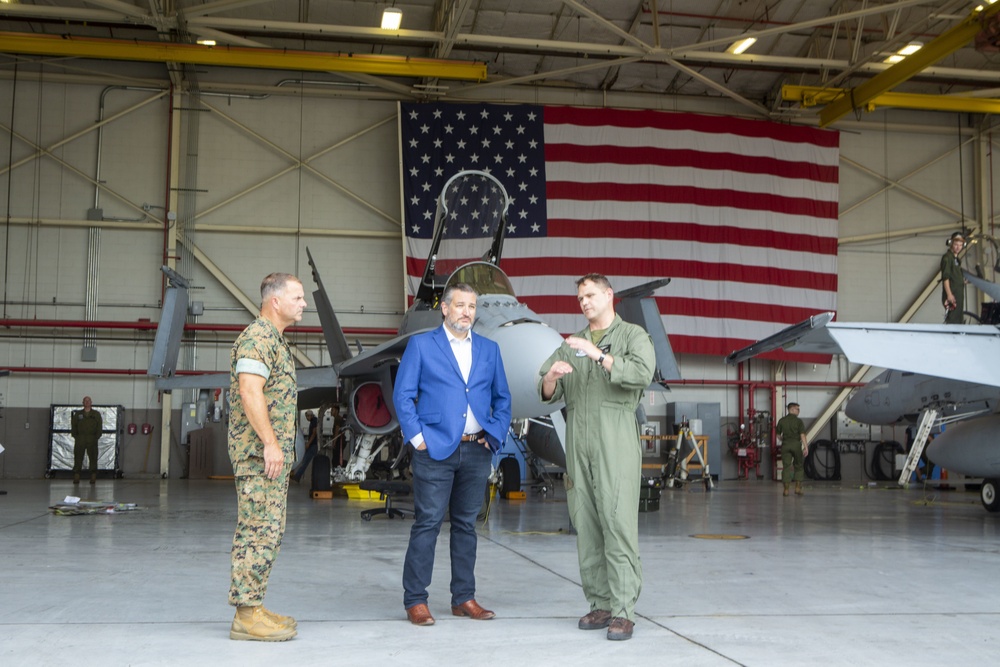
<box><xmin>393</xmin><ymin>282</ymin><xmax>512</xmax><ymax>626</ymax></box>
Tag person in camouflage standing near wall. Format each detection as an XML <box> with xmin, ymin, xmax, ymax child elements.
<box><xmin>227</xmin><ymin>272</ymin><xmax>306</xmax><ymax>642</ymax></box>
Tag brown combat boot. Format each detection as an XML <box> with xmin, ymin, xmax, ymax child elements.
<box><xmin>795</xmin><ymin>481</ymin><xmax>804</xmax><ymax>496</ymax></box>
<box><xmin>783</xmin><ymin>483</ymin><xmax>790</xmax><ymax>497</ymax></box>
<box><xmin>261</xmin><ymin>606</ymin><xmax>297</xmax><ymax>629</ymax></box>
<box><xmin>230</xmin><ymin>606</ymin><xmax>296</xmax><ymax>641</ymax></box>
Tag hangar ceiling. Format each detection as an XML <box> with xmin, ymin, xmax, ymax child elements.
<box><xmin>2</xmin><ymin>1</ymin><xmax>1000</xmax><ymax>123</ymax></box>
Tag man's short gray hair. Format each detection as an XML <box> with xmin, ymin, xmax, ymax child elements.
<box><xmin>441</xmin><ymin>282</ymin><xmax>478</xmax><ymax>306</ymax></box>
<box><xmin>260</xmin><ymin>273</ymin><xmax>300</xmax><ymax>302</ymax></box>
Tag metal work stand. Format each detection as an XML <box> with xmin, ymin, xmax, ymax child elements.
<box><xmin>664</xmin><ymin>427</ymin><xmax>715</xmax><ymax>491</ymax></box>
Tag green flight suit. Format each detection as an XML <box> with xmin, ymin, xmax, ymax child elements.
<box><xmin>538</xmin><ymin>314</ymin><xmax>655</xmax><ymax>621</ymax></box>
<box><xmin>71</xmin><ymin>408</ymin><xmax>103</xmax><ymax>478</ymax></box>
<box><xmin>775</xmin><ymin>413</ymin><xmax>806</xmax><ymax>484</ymax></box>
<box><xmin>940</xmin><ymin>250</ymin><xmax>964</xmax><ymax>324</ymax></box>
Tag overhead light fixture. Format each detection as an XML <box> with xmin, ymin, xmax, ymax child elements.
<box><xmin>976</xmin><ymin>0</ymin><xmax>998</xmax><ymax>12</ymax></box>
<box><xmin>883</xmin><ymin>41</ymin><xmax>922</xmax><ymax>64</ymax></box>
<box><xmin>197</xmin><ymin>39</ymin><xmax>216</xmax><ymax>46</ymax></box>
<box><xmin>725</xmin><ymin>37</ymin><xmax>757</xmax><ymax>55</ymax></box>
<box><xmin>381</xmin><ymin>7</ymin><xmax>402</xmax><ymax>30</ymax></box>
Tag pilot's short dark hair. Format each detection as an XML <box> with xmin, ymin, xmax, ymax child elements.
<box><xmin>787</xmin><ymin>402</ymin><xmax>800</xmax><ymax>409</ymax></box>
<box><xmin>260</xmin><ymin>273</ymin><xmax>300</xmax><ymax>301</ymax></box>
<box><xmin>575</xmin><ymin>273</ymin><xmax>612</xmax><ymax>291</ymax></box>
<box><xmin>441</xmin><ymin>282</ymin><xmax>478</xmax><ymax>306</ymax></box>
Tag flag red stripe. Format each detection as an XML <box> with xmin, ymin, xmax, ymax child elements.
<box><xmin>546</xmin><ymin>219</ymin><xmax>838</xmax><ymax>255</ymax></box>
<box><xmin>545</xmin><ymin>143</ymin><xmax>838</xmax><ymax>184</ymax></box>
<box><xmin>547</xmin><ymin>181</ymin><xmax>838</xmax><ymax>219</ymax></box>
<box><xmin>405</xmin><ymin>256</ymin><xmax>835</xmax><ymax>291</ymax></box>
<box><xmin>544</xmin><ymin>105</ymin><xmax>841</xmax><ymax>149</ymax></box>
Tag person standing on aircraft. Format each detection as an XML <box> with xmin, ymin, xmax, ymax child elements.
<box><xmin>393</xmin><ymin>282</ymin><xmax>512</xmax><ymax>627</ymax></box>
<box><xmin>941</xmin><ymin>231</ymin><xmax>967</xmax><ymax>325</ymax></box>
<box><xmin>776</xmin><ymin>402</ymin><xmax>809</xmax><ymax>497</ymax></box>
<box><xmin>538</xmin><ymin>273</ymin><xmax>655</xmax><ymax>642</ymax></box>
<box><xmin>227</xmin><ymin>272</ymin><xmax>306</xmax><ymax>642</ymax></box>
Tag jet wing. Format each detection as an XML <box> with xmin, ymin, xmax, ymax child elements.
<box><xmin>335</xmin><ymin>328</ymin><xmax>431</xmax><ymax>378</ymax></box>
<box><xmin>154</xmin><ymin>365</ymin><xmax>340</xmax><ymax>393</ymax></box>
<box><xmin>726</xmin><ymin>311</ymin><xmax>1000</xmax><ymax>388</ymax></box>
<box><xmin>154</xmin><ymin>372</ymin><xmax>228</xmax><ymax>392</ymax></box>
<box><xmin>964</xmin><ymin>270</ymin><xmax>1000</xmax><ymax>302</ymax></box>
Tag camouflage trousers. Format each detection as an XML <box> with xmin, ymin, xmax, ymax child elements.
<box><xmin>229</xmin><ymin>472</ymin><xmax>290</xmax><ymax>607</ymax></box>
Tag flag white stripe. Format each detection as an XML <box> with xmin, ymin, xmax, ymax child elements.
<box><xmin>508</xmin><ymin>276</ymin><xmax>837</xmax><ymax>312</ymax></box>
<box><xmin>407</xmin><ymin>238</ymin><xmax>838</xmax><ymax>276</ymax></box>
<box><xmin>546</xmin><ymin>162</ymin><xmax>840</xmax><ymax>203</ymax></box>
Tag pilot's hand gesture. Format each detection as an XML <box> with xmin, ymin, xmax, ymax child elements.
<box><xmin>565</xmin><ymin>336</ymin><xmax>600</xmax><ymax>361</ymax></box>
<box><xmin>545</xmin><ymin>360</ymin><xmax>574</xmax><ymax>382</ymax></box>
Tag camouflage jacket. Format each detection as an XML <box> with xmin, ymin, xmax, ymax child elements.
<box><xmin>228</xmin><ymin>317</ymin><xmax>297</xmax><ymax>476</ymax></box>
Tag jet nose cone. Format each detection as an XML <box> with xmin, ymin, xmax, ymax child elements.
<box><xmin>488</xmin><ymin>321</ymin><xmax>565</xmax><ymax>420</ymax></box>
<box><xmin>844</xmin><ymin>390</ymin><xmax>868</xmax><ymax>422</ymax></box>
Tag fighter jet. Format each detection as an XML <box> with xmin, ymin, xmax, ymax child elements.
<box><xmin>150</xmin><ymin>170</ymin><xmax>680</xmax><ymax>482</ymax></box>
<box><xmin>724</xmin><ymin>297</ymin><xmax>1000</xmax><ymax>512</ymax></box>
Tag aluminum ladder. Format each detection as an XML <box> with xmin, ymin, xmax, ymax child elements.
<box><xmin>897</xmin><ymin>408</ymin><xmax>937</xmax><ymax>486</ymax></box>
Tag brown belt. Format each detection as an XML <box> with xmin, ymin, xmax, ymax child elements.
<box><xmin>460</xmin><ymin>431</ymin><xmax>486</xmax><ymax>442</ymax></box>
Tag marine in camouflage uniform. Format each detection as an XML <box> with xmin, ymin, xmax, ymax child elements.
<box><xmin>227</xmin><ymin>272</ymin><xmax>305</xmax><ymax>642</ymax></box>
<box><xmin>228</xmin><ymin>317</ymin><xmax>297</xmax><ymax>605</ymax></box>
<box><xmin>539</xmin><ymin>274</ymin><xmax>655</xmax><ymax>641</ymax></box>
<box><xmin>71</xmin><ymin>396</ymin><xmax>102</xmax><ymax>483</ymax></box>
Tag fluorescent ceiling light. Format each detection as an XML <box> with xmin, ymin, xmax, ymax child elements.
<box><xmin>197</xmin><ymin>39</ymin><xmax>216</xmax><ymax>46</ymax></box>
<box><xmin>726</xmin><ymin>37</ymin><xmax>757</xmax><ymax>55</ymax></box>
<box><xmin>381</xmin><ymin>8</ymin><xmax>402</xmax><ymax>30</ymax></box>
<box><xmin>883</xmin><ymin>41</ymin><xmax>922</xmax><ymax>63</ymax></box>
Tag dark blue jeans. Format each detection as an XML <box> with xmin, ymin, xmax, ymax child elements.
<box><xmin>292</xmin><ymin>442</ymin><xmax>318</xmax><ymax>482</ymax></box>
<box><xmin>402</xmin><ymin>441</ymin><xmax>492</xmax><ymax>609</ymax></box>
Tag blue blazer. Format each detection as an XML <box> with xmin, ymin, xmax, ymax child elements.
<box><xmin>393</xmin><ymin>326</ymin><xmax>512</xmax><ymax>461</ymax></box>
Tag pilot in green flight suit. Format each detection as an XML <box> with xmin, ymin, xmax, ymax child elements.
<box><xmin>71</xmin><ymin>396</ymin><xmax>103</xmax><ymax>484</ymax></box>
<box><xmin>539</xmin><ymin>273</ymin><xmax>655</xmax><ymax>641</ymax></box>
<box><xmin>940</xmin><ymin>231</ymin><xmax>966</xmax><ymax>325</ymax></box>
<box><xmin>775</xmin><ymin>402</ymin><xmax>809</xmax><ymax>496</ymax></box>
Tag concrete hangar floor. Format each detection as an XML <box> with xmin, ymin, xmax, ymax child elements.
<box><xmin>0</xmin><ymin>478</ymin><xmax>997</xmax><ymax>666</ymax></box>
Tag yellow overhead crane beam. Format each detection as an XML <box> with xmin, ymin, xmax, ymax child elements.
<box><xmin>0</xmin><ymin>31</ymin><xmax>487</xmax><ymax>81</ymax></box>
<box><xmin>818</xmin><ymin>2</ymin><xmax>1000</xmax><ymax>127</ymax></box>
<box><xmin>783</xmin><ymin>84</ymin><xmax>1000</xmax><ymax>115</ymax></box>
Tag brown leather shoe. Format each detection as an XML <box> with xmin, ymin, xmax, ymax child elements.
<box><xmin>451</xmin><ymin>599</ymin><xmax>495</xmax><ymax>620</ymax></box>
<box><xmin>578</xmin><ymin>609</ymin><xmax>612</xmax><ymax>630</ymax></box>
<box><xmin>607</xmin><ymin>617</ymin><xmax>634</xmax><ymax>641</ymax></box>
<box><xmin>406</xmin><ymin>603</ymin><xmax>435</xmax><ymax>626</ymax></box>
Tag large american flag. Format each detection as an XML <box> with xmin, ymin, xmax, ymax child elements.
<box><xmin>399</xmin><ymin>102</ymin><xmax>839</xmax><ymax>359</ymax></box>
